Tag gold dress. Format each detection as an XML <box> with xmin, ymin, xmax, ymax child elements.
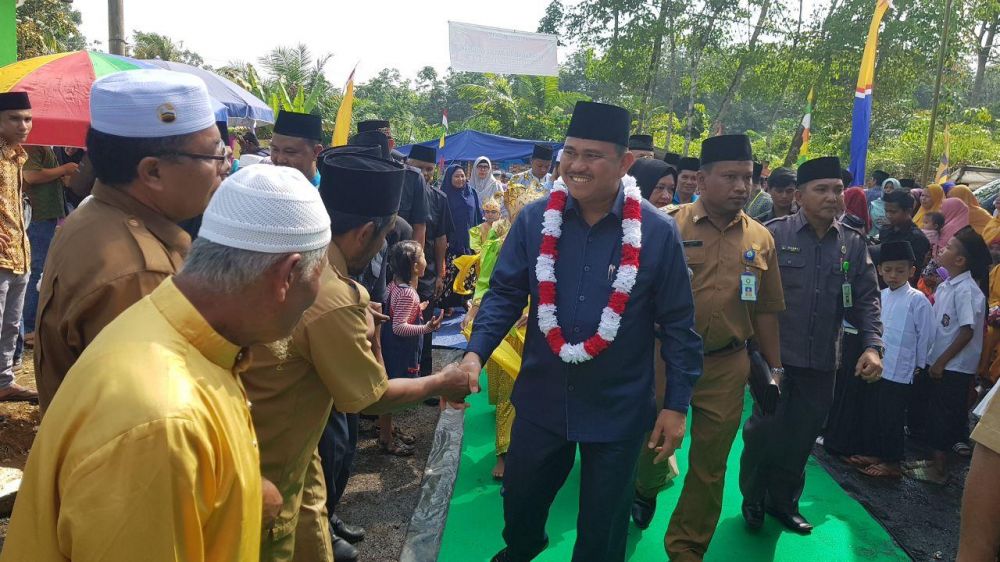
<box><xmin>462</xmin><ymin>184</ymin><xmax>549</xmax><ymax>456</ymax></box>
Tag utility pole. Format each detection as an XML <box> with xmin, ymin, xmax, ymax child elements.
<box><xmin>108</xmin><ymin>0</ymin><xmax>126</xmax><ymax>55</ymax></box>
<box><xmin>921</xmin><ymin>0</ymin><xmax>954</xmax><ymax>184</ymax></box>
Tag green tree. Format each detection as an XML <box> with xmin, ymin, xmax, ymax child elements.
<box><xmin>131</xmin><ymin>31</ymin><xmax>204</xmax><ymax>66</ymax></box>
<box><xmin>16</xmin><ymin>0</ymin><xmax>86</xmax><ymax>59</ymax></box>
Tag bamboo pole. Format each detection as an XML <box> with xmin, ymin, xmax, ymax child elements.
<box><xmin>921</xmin><ymin>0</ymin><xmax>954</xmax><ymax>184</ymax></box>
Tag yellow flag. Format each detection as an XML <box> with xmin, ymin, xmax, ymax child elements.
<box><xmin>331</xmin><ymin>67</ymin><xmax>357</xmax><ymax>147</ymax></box>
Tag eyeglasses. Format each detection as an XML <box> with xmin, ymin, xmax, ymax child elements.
<box><xmin>157</xmin><ymin>140</ymin><xmax>228</xmax><ymax>168</ymax></box>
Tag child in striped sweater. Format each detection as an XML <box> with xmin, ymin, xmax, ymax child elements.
<box><xmin>379</xmin><ymin>240</ymin><xmax>444</xmax><ymax>455</ymax></box>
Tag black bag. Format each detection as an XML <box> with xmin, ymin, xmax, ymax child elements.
<box><xmin>748</xmin><ymin>342</ymin><xmax>780</xmax><ymax>415</ymax></box>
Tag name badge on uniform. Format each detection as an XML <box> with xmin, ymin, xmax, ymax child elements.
<box><xmin>741</xmin><ymin>272</ymin><xmax>758</xmax><ymax>302</ymax></box>
<box><xmin>842</xmin><ymin>283</ymin><xmax>853</xmax><ymax>308</ymax></box>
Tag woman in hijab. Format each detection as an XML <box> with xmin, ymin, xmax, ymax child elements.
<box><xmin>470</xmin><ymin>156</ymin><xmax>503</xmax><ymax>203</ymax></box>
<box><xmin>843</xmin><ymin>187</ymin><xmax>872</xmax><ymax>234</ymax></box>
<box><xmin>441</xmin><ymin>164</ymin><xmax>483</xmax><ymax>311</ymax></box>
<box><xmin>630</xmin><ymin>159</ymin><xmax>677</xmax><ymax>208</ymax></box>
<box><xmin>870</xmin><ymin>178</ymin><xmax>900</xmax><ymax>232</ymax></box>
<box><xmin>946</xmin><ymin>185</ymin><xmax>991</xmax><ymax>235</ymax></box>
<box><xmin>913</xmin><ymin>183</ymin><xmax>945</xmax><ymax>226</ymax></box>
<box><xmin>938</xmin><ymin>198</ymin><xmax>971</xmax><ymax>250</ymax></box>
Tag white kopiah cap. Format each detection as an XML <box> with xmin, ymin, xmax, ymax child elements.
<box><xmin>90</xmin><ymin>69</ymin><xmax>216</xmax><ymax>138</ymax></box>
<box><xmin>199</xmin><ymin>165</ymin><xmax>332</xmax><ymax>253</ymax></box>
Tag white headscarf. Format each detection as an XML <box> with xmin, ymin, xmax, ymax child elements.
<box><xmin>470</xmin><ymin>156</ymin><xmax>503</xmax><ymax>203</ymax></box>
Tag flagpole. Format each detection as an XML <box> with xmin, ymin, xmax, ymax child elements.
<box><xmin>921</xmin><ymin>0</ymin><xmax>954</xmax><ymax>184</ymax></box>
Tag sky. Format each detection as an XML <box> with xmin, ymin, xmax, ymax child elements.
<box><xmin>72</xmin><ymin>0</ymin><xmax>554</xmax><ymax>84</ymax></box>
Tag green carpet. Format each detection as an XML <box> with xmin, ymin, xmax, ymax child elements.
<box><xmin>437</xmin><ymin>372</ymin><xmax>910</xmax><ymax>561</ymax></box>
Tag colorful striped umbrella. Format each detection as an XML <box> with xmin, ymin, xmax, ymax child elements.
<box><xmin>0</xmin><ymin>51</ymin><xmax>160</xmax><ymax>147</ymax></box>
<box><xmin>0</xmin><ymin>51</ymin><xmax>271</xmax><ymax>148</ymax></box>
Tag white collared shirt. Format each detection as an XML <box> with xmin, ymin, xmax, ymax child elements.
<box><xmin>881</xmin><ymin>284</ymin><xmax>934</xmax><ymax>384</ymax></box>
<box><xmin>928</xmin><ymin>270</ymin><xmax>986</xmax><ymax>374</ymax></box>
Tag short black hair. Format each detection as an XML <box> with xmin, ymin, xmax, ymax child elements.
<box><xmin>840</xmin><ymin>168</ymin><xmax>855</xmax><ymax>188</ymax></box>
<box><xmin>767</xmin><ymin>167</ymin><xmax>796</xmax><ymax>190</ymax></box>
<box><xmin>86</xmin><ymin>127</ymin><xmax>197</xmax><ymax>186</ymax></box>
<box><xmin>329</xmin><ymin>210</ymin><xmax>396</xmax><ymax>237</ymax></box>
<box><xmin>388</xmin><ymin>240</ymin><xmax>423</xmax><ymax>281</ymax></box>
<box><xmin>925</xmin><ymin>212</ymin><xmax>945</xmax><ymax>230</ymax></box>
<box><xmin>882</xmin><ymin>189</ymin><xmax>914</xmax><ymax>210</ymax></box>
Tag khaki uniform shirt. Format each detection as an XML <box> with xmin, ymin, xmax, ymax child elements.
<box><xmin>243</xmin><ymin>244</ymin><xmax>389</xmax><ymax>540</ymax></box>
<box><xmin>0</xmin><ymin>137</ymin><xmax>29</xmax><ymax>274</ymax></box>
<box><xmin>34</xmin><ymin>182</ymin><xmax>190</xmax><ymax>412</ymax></box>
<box><xmin>0</xmin><ymin>279</ymin><xmax>261</xmax><ymax>562</ymax></box>
<box><xmin>670</xmin><ymin>200</ymin><xmax>785</xmax><ymax>351</ymax></box>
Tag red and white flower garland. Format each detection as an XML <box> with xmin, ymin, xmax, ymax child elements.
<box><xmin>535</xmin><ymin>175</ymin><xmax>642</xmax><ymax>363</ymax></box>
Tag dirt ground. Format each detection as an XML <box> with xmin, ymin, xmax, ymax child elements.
<box><xmin>0</xmin><ymin>348</ymin><xmax>456</xmax><ymax>559</ymax></box>
<box><xmin>0</xmin><ymin>350</ymin><xmax>40</xmax><ymax>473</ymax></box>
<box><xmin>0</xmin><ymin>347</ymin><xmax>972</xmax><ymax>560</ymax></box>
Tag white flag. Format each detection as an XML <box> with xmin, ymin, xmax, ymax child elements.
<box><xmin>449</xmin><ymin>21</ymin><xmax>559</xmax><ymax>77</ymax></box>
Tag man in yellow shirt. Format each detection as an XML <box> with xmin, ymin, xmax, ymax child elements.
<box><xmin>246</xmin><ymin>150</ymin><xmax>473</xmax><ymax>562</ymax></box>
<box><xmin>0</xmin><ymin>163</ymin><xmax>333</xmax><ymax>562</ymax></box>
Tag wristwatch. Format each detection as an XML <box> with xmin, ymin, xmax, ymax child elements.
<box><xmin>770</xmin><ymin>367</ymin><xmax>785</xmax><ymax>377</ymax></box>
<box><xmin>865</xmin><ymin>345</ymin><xmax>885</xmax><ymax>358</ymax></box>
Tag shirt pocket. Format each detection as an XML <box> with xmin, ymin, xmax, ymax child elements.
<box><xmin>682</xmin><ymin>243</ymin><xmax>706</xmax><ymax>266</ymax></box>
<box><xmin>777</xmin><ymin>251</ymin><xmax>805</xmax><ymax>288</ymax></box>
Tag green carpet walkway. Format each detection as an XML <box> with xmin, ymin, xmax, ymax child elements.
<box><xmin>437</xmin><ymin>372</ymin><xmax>909</xmax><ymax>561</ymax></box>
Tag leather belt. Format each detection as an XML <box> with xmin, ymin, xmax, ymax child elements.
<box><xmin>704</xmin><ymin>339</ymin><xmax>747</xmax><ymax>357</ymax></box>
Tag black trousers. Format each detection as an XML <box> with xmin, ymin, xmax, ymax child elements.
<box><xmin>318</xmin><ymin>409</ymin><xmax>359</xmax><ymax>516</ymax></box>
<box><xmin>867</xmin><ymin>379</ymin><xmax>909</xmax><ymax>462</ymax></box>
<box><xmin>823</xmin><ymin>332</ymin><xmax>865</xmax><ymax>456</ymax></box>
<box><xmin>740</xmin><ymin>365</ymin><xmax>835</xmax><ymax>514</ymax></box>
<box><xmin>501</xmin><ymin>416</ymin><xmax>644</xmax><ymax>562</ymax></box>
<box><xmin>928</xmin><ymin>371</ymin><xmax>973</xmax><ymax>452</ymax></box>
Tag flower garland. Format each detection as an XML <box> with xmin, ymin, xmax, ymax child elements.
<box><xmin>535</xmin><ymin>175</ymin><xmax>642</xmax><ymax>363</ymax></box>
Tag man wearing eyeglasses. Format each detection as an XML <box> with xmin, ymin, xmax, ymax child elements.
<box><xmin>34</xmin><ymin>69</ymin><xmax>226</xmax><ymax>413</ymax></box>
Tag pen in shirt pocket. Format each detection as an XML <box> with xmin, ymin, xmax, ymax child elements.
<box><xmin>608</xmin><ymin>264</ymin><xmax>616</xmax><ymax>282</ymax></box>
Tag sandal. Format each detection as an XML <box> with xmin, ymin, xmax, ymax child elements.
<box><xmin>901</xmin><ymin>459</ymin><xmax>934</xmax><ymax>470</ymax></box>
<box><xmin>903</xmin><ymin>466</ymin><xmax>947</xmax><ymax>485</ymax></box>
<box><xmin>858</xmin><ymin>463</ymin><xmax>902</xmax><ymax>479</ymax></box>
<box><xmin>843</xmin><ymin>455</ymin><xmax>879</xmax><ymax>467</ymax></box>
<box><xmin>953</xmin><ymin>442</ymin><xmax>972</xmax><ymax>457</ymax></box>
<box><xmin>0</xmin><ymin>385</ymin><xmax>38</xmax><ymax>403</ymax></box>
<box><xmin>379</xmin><ymin>439</ymin><xmax>415</xmax><ymax>457</ymax></box>
<box><xmin>394</xmin><ymin>427</ymin><xmax>416</xmax><ymax>446</ymax></box>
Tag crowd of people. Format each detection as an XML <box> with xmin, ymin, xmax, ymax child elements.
<box><xmin>0</xmin><ymin>65</ymin><xmax>997</xmax><ymax>562</ymax></box>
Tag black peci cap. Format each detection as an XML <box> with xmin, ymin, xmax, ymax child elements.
<box><xmin>319</xmin><ymin>153</ymin><xmax>405</xmax><ymax>217</ymax></box>
<box><xmin>565</xmin><ymin>101</ymin><xmax>630</xmax><ymax>147</ymax></box>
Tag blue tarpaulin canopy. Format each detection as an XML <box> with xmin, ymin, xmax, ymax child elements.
<box><xmin>395</xmin><ymin>130</ymin><xmax>560</xmax><ymax>164</ymax></box>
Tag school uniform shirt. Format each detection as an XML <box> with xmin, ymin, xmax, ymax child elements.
<box><xmin>0</xmin><ymin>279</ymin><xmax>261</xmax><ymax>562</ymax></box>
<box><xmin>928</xmin><ymin>270</ymin><xmax>986</xmax><ymax>375</ymax></box>
<box><xmin>971</xmin><ymin>385</ymin><xmax>1000</xmax><ymax>454</ymax></box>
<box><xmin>880</xmin><ymin>284</ymin><xmax>934</xmax><ymax>384</ymax></box>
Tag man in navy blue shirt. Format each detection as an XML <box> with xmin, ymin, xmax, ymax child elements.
<box><xmin>463</xmin><ymin>101</ymin><xmax>703</xmax><ymax>562</ymax></box>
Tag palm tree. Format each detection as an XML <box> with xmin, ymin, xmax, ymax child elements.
<box><xmin>220</xmin><ymin>44</ymin><xmax>335</xmax><ymax>116</ymax></box>
<box><xmin>130</xmin><ymin>31</ymin><xmax>204</xmax><ymax>66</ymax></box>
<box><xmin>460</xmin><ymin>74</ymin><xmax>588</xmax><ymax>139</ymax></box>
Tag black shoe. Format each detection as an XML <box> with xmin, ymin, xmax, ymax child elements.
<box><xmin>331</xmin><ymin>516</ymin><xmax>365</xmax><ymax>543</ymax></box>
<box><xmin>630</xmin><ymin>493</ymin><xmax>657</xmax><ymax>529</ymax></box>
<box><xmin>491</xmin><ymin>536</ymin><xmax>549</xmax><ymax>561</ymax></box>
<box><xmin>741</xmin><ymin>500</ymin><xmax>765</xmax><ymax>530</ymax></box>
<box><xmin>766</xmin><ymin>509</ymin><xmax>813</xmax><ymax>534</ymax></box>
<box><xmin>332</xmin><ymin>535</ymin><xmax>359</xmax><ymax>561</ymax></box>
